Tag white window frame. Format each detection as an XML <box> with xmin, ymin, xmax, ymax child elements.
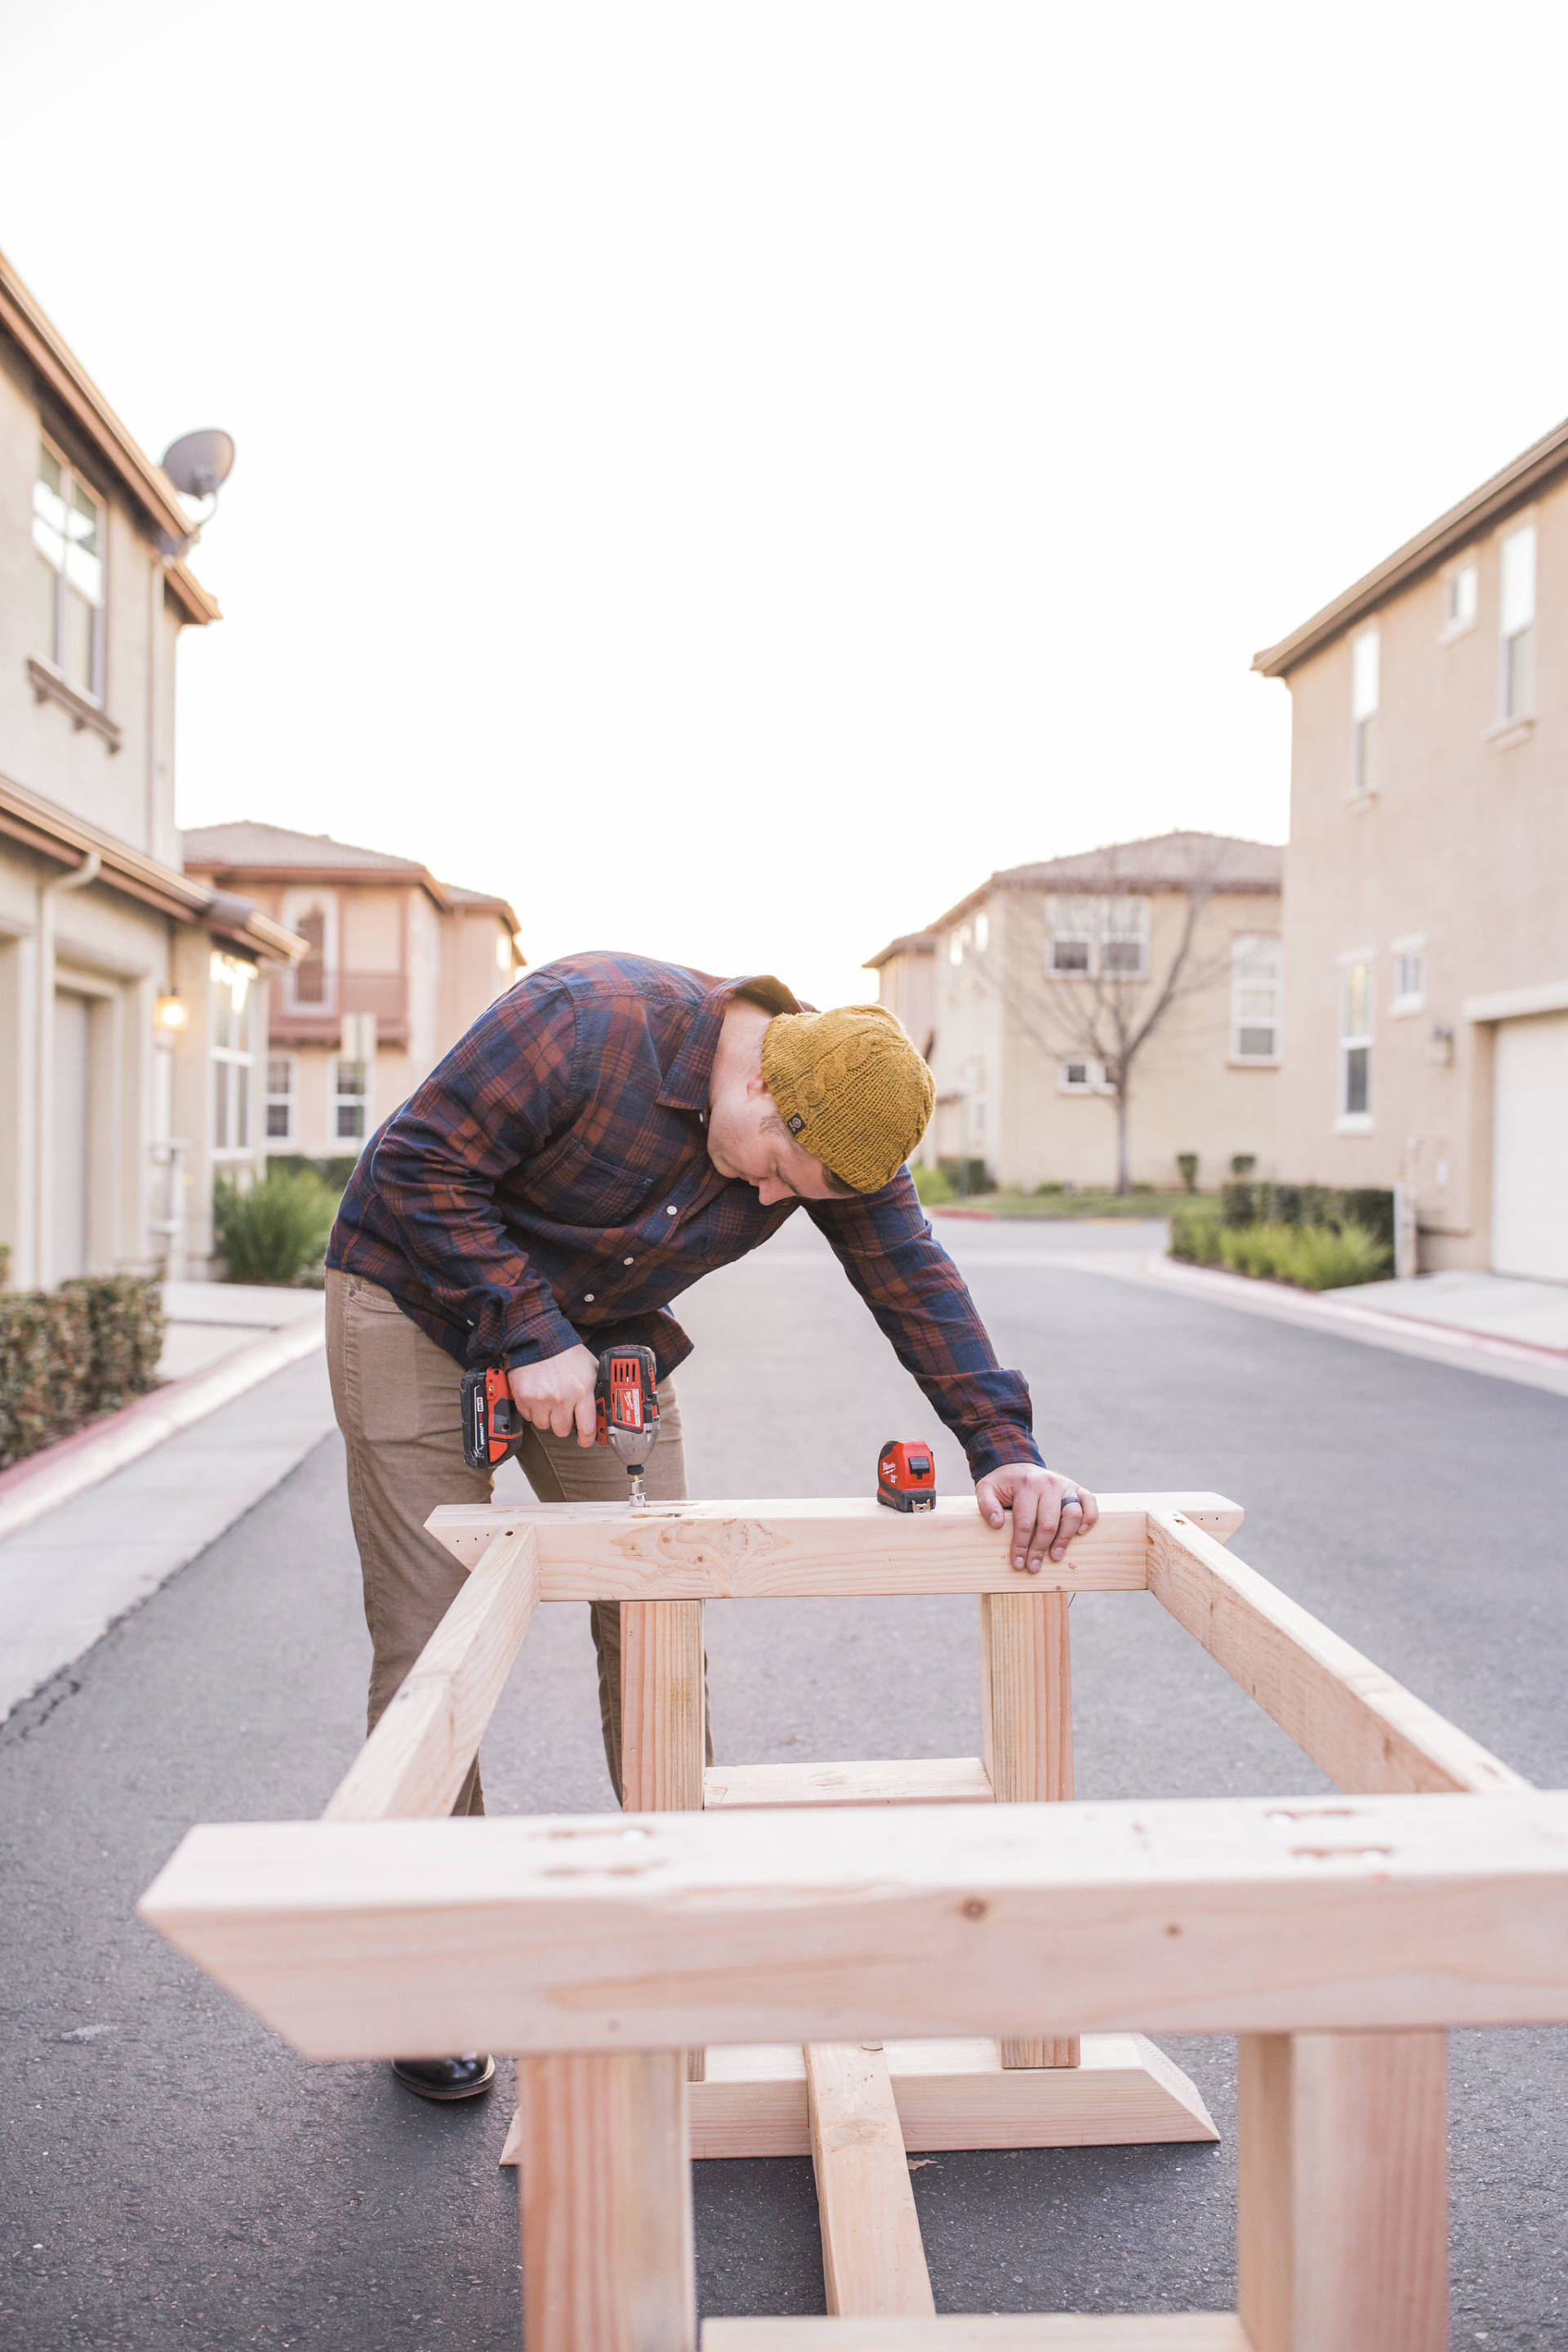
<box><xmin>1335</xmin><ymin>951</ymin><xmax>1374</xmax><ymax>1132</ymax></box>
<box><xmin>1047</xmin><ymin>894</ymin><xmax>1150</xmax><ymax>982</ymax></box>
<box><xmin>1390</xmin><ymin>935</ymin><xmax>1426</xmax><ymax>1018</ymax></box>
<box><xmin>1350</xmin><ymin>628</ymin><xmax>1379</xmax><ymax>798</ymax></box>
<box><xmin>1499</xmin><ymin>522</ymin><xmax>1535</xmax><ymax>724</ymax></box>
<box><xmin>1440</xmin><ymin>557</ymin><xmax>1477</xmax><ymax>642</ymax></box>
<box><xmin>265</xmin><ymin>1055</ymin><xmax>296</xmax><ymax>1142</ymax></box>
<box><xmin>282</xmin><ymin>888</ymin><xmax>339</xmax><ymax>1014</ymax></box>
<box><xmin>33</xmin><ymin>434</ymin><xmax>107</xmax><ymax>702</ymax></box>
<box><xmin>210</xmin><ymin>954</ymin><xmax>259</xmax><ymax>1162</ymax></box>
<box><xmin>1230</xmin><ymin>934</ymin><xmax>1281</xmax><ymax>1064</ymax></box>
<box><xmin>334</xmin><ymin>1055</ymin><xmax>370</xmax><ymax>1143</ymax></box>
<box><xmin>1058</xmin><ymin>1058</ymin><xmax>1109</xmax><ymax>1094</ymax></box>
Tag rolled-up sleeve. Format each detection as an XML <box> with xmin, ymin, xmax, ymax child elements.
<box><xmin>808</xmin><ymin>1177</ymin><xmax>1044</xmax><ymax>1481</ymax></box>
<box><xmin>365</xmin><ymin>977</ymin><xmax>584</xmax><ymax>1370</ymax></box>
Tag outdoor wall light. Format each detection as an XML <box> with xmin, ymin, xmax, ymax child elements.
<box><xmin>155</xmin><ymin>991</ymin><xmax>189</xmax><ymax>1035</ymax></box>
<box><xmin>1429</xmin><ymin>1021</ymin><xmax>1455</xmax><ymax>1067</ymax></box>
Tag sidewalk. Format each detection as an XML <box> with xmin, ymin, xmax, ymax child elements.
<box><xmin>0</xmin><ymin>1284</ymin><xmax>337</xmax><ymax>1725</ymax></box>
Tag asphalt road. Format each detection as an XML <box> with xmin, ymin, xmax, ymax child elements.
<box><xmin>2</xmin><ymin>1215</ymin><xmax>1566</xmax><ymax>2349</ymax></box>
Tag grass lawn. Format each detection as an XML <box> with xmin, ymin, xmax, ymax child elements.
<box><xmin>926</xmin><ymin>1188</ymin><xmax>1205</xmax><ymax>1220</ymax></box>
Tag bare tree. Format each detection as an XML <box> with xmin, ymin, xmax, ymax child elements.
<box><xmin>971</xmin><ymin>837</ymin><xmax>1242</xmax><ymax>1195</ymax></box>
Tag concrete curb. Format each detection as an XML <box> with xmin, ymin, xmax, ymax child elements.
<box><xmin>0</xmin><ymin>1308</ymin><xmax>326</xmax><ymax>1544</ymax></box>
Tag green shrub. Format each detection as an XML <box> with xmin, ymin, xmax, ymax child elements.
<box><xmin>936</xmin><ymin>1156</ymin><xmax>994</xmax><ymax>1199</ymax></box>
<box><xmin>1221</xmin><ymin>1179</ymin><xmax>1256</xmax><ymax>1227</ymax></box>
<box><xmin>1218</xmin><ymin>1218</ymin><xmax>1391</xmax><ymax>1290</ymax></box>
<box><xmin>213</xmin><ymin>1169</ymin><xmax>339</xmax><ymax>1285</ymax></box>
<box><xmin>1230</xmin><ymin>1153</ymin><xmax>1258</xmax><ymax>1178</ymax></box>
<box><xmin>1169</xmin><ymin>1201</ymin><xmax>1223</xmax><ymax>1264</ymax></box>
<box><xmin>912</xmin><ymin>1163</ymin><xmax>958</xmax><ymax>1205</ymax></box>
<box><xmin>1175</xmin><ymin>1153</ymin><xmax>1200</xmax><ymax>1192</ymax></box>
<box><xmin>265</xmin><ymin>1152</ymin><xmax>363</xmax><ymax>1190</ymax></box>
<box><xmin>1033</xmin><ymin>1180</ymin><xmax>1067</xmax><ymax>1196</ymax></box>
<box><xmin>0</xmin><ymin>1274</ymin><xmax>163</xmax><ymax>1471</ymax></box>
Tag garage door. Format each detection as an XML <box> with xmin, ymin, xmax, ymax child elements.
<box><xmin>1492</xmin><ymin>1013</ymin><xmax>1568</xmax><ymax>1281</ymax></box>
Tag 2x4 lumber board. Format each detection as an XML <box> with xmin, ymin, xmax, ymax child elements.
<box><xmin>622</xmin><ymin>1601</ymin><xmax>706</xmax><ymax>1811</ymax></box>
<box><xmin>322</xmin><ymin>1526</ymin><xmax>540</xmax><ymax>1822</ymax></box>
<box><xmin>621</xmin><ymin>1597</ymin><xmax>707</xmax><ymax>2082</ymax></box>
<box><xmin>704</xmin><ymin>1758</ymin><xmax>993</xmax><ymax>1809</ymax></box>
<box><xmin>515</xmin><ymin>2049</ymin><xmax>695</xmax><ymax>2352</ymax></box>
<box><xmin>702</xmin><ymin>2319</ymin><xmax>1250</xmax><ymax>2348</ymax></box>
<box><xmin>684</xmin><ymin>2035</ymin><xmax>1217</xmax><ymax>2160</ymax></box>
<box><xmin>421</xmin><ymin>1492</ymin><xmax>1247</xmax><ymax>1600</ymax></box>
<box><xmin>138</xmin><ymin>1787</ymin><xmax>1568</xmax><ymax>2057</ymax></box>
<box><xmin>805</xmin><ymin>2043</ymin><xmax>936</xmax><ymax>2316</ymax></box>
<box><xmin>981</xmin><ymin>1591</ymin><xmax>1076</xmax><ymax>2069</ymax></box>
<box><xmin>1147</xmin><ymin>1508</ymin><xmax>1527</xmax><ymax>1797</ymax></box>
<box><xmin>1237</xmin><ymin>2030</ymin><xmax>1447</xmax><ymax>2352</ymax></box>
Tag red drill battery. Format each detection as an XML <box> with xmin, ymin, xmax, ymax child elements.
<box><xmin>877</xmin><ymin>1438</ymin><xmax>936</xmax><ymax>1512</ymax></box>
<box><xmin>461</xmin><ymin>1364</ymin><xmax>524</xmax><ymax>1468</ymax></box>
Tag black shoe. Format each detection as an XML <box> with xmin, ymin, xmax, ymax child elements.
<box><xmin>391</xmin><ymin>2054</ymin><xmax>496</xmax><ymax>2102</ymax></box>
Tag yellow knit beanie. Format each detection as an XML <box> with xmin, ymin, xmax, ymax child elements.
<box><xmin>760</xmin><ymin>1004</ymin><xmax>935</xmax><ymax>1193</ymax></box>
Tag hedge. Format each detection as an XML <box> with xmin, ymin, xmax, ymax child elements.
<box><xmin>1218</xmin><ymin>1181</ymin><xmax>1395</xmax><ymax>1247</ymax></box>
<box><xmin>0</xmin><ymin>1274</ymin><xmax>165</xmax><ymax>1472</ymax></box>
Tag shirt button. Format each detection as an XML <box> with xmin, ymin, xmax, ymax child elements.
<box><xmin>584</xmin><ymin>1293</ymin><xmax>595</xmax><ymax>1303</ymax></box>
<box><xmin>665</xmin><ymin>1205</ymin><xmax>678</xmax><ymax>1216</ymax></box>
<box><xmin>623</xmin><ymin>1256</ymin><xmax>635</xmax><ymax>1266</ymax></box>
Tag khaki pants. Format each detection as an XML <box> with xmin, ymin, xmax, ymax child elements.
<box><xmin>325</xmin><ymin>1269</ymin><xmax>694</xmax><ymax>1810</ymax></box>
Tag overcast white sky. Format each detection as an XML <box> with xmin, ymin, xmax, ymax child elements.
<box><xmin>3</xmin><ymin>2</ymin><xmax>1566</xmax><ymax>1009</ymax></box>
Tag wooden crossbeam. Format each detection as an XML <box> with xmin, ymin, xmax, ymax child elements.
<box><xmin>139</xmin><ymin>1788</ymin><xmax>1568</xmax><ymax>2056</ymax></box>
<box><xmin>683</xmin><ymin>2035</ymin><xmax>1217</xmax><ymax>2160</ymax></box>
<box><xmin>704</xmin><ymin>1758</ymin><xmax>994</xmax><ymax>1808</ymax></box>
<box><xmin>322</xmin><ymin>1525</ymin><xmax>539</xmax><ymax>1822</ymax></box>
<box><xmin>981</xmin><ymin>1590</ymin><xmax>1076</xmax><ymax>2068</ymax></box>
<box><xmin>1147</xmin><ymin>1509</ymin><xmax>1526</xmax><ymax>1797</ymax></box>
<box><xmin>702</xmin><ymin>2319</ymin><xmax>1250</xmax><ymax>2347</ymax></box>
<box><xmin>421</xmin><ymin>1492</ymin><xmax>1246</xmax><ymax>1597</ymax></box>
<box><xmin>805</xmin><ymin>2043</ymin><xmax>935</xmax><ymax>2316</ymax></box>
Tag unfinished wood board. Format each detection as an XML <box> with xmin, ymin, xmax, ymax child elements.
<box><xmin>515</xmin><ymin>2048</ymin><xmax>694</xmax><ymax>2352</ymax></box>
<box><xmin>704</xmin><ymin>1757</ymin><xmax>993</xmax><ymax>1809</ymax></box>
<box><xmin>1237</xmin><ymin>2029</ymin><xmax>1447</xmax><ymax>2352</ymax></box>
<box><xmin>139</xmin><ymin>1788</ymin><xmax>1568</xmax><ymax>2057</ymax></box>
<box><xmin>422</xmin><ymin>1491</ymin><xmax>1246</xmax><ymax>1597</ymax></box>
<box><xmin>702</xmin><ymin>2319</ymin><xmax>1250</xmax><ymax>2348</ymax></box>
<box><xmin>323</xmin><ymin>1526</ymin><xmax>539</xmax><ymax>1823</ymax></box>
<box><xmin>981</xmin><ymin>1589</ymin><xmax>1076</xmax><ymax>2068</ymax></box>
<box><xmin>1147</xmin><ymin>1508</ymin><xmax>1527</xmax><ymax>1797</ymax></box>
<box><xmin>679</xmin><ymin>2035</ymin><xmax>1216</xmax><ymax>2161</ymax></box>
<box><xmin>805</xmin><ymin>2043</ymin><xmax>935</xmax><ymax>2316</ymax></box>
<box><xmin>622</xmin><ymin>1600</ymin><xmax>706</xmax><ymax>1812</ymax></box>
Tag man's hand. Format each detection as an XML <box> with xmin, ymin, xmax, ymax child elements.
<box><xmin>508</xmin><ymin>1343</ymin><xmax>599</xmax><ymax>1446</ymax></box>
<box><xmin>975</xmin><ymin>1463</ymin><xmax>1100</xmax><ymax>1573</ymax></box>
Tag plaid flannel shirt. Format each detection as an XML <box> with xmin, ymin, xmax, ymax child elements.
<box><xmin>327</xmin><ymin>952</ymin><xmax>1043</xmax><ymax>1483</ymax></box>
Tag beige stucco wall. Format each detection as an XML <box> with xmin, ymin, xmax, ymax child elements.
<box><xmin>928</xmin><ymin>883</ymin><xmax>1280</xmax><ymax>1192</ymax></box>
<box><xmin>0</xmin><ymin>342</ymin><xmax>181</xmax><ymax>864</ymax></box>
<box><xmin>1276</xmin><ymin>474</ymin><xmax>1568</xmax><ymax>1266</ymax></box>
<box><xmin>871</xmin><ymin>947</ymin><xmax>938</xmax><ymax>1070</ymax></box>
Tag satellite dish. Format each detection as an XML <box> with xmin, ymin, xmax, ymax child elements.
<box><xmin>161</xmin><ymin>430</ymin><xmax>236</xmax><ymax>500</ymax></box>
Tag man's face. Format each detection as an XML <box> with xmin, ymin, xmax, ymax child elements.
<box><xmin>706</xmin><ymin>1074</ymin><xmax>850</xmax><ymax>1205</ymax></box>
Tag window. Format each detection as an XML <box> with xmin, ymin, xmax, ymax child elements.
<box><xmin>211</xmin><ymin>954</ymin><xmax>258</xmax><ymax>1156</ymax></box>
<box><xmin>1338</xmin><ymin>958</ymin><xmax>1373</xmax><ymax>1125</ymax></box>
<box><xmin>265</xmin><ymin>1057</ymin><xmax>296</xmax><ymax>1140</ymax></box>
<box><xmin>282</xmin><ymin>889</ymin><xmax>337</xmax><ymax>1012</ymax></box>
<box><xmin>1391</xmin><ymin>938</ymin><xmax>1425</xmax><ymax>1016</ymax></box>
<box><xmin>949</xmin><ymin>925</ymin><xmax>966</xmax><ymax>967</ymax></box>
<box><xmin>1442</xmin><ymin>561</ymin><xmax>1477</xmax><ymax>635</ymax></box>
<box><xmin>33</xmin><ymin>439</ymin><xmax>105</xmax><ymax>698</ymax></box>
<box><xmin>1231</xmin><ymin>935</ymin><xmax>1281</xmax><ymax>1062</ymax></box>
<box><xmin>1048</xmin><ymin>895</ymin><xmax>1149</xmax><ymax>980</ymax></box>
<box><xmin>335</xmin><ymin>1058</ymin><xmax>369</xmax><ymax>1141</ymax></box>
<box><xmin>1499</xmin><ymin>523</ymin><xmax>1535</xmax><ymax>722</ymax></box>
<box><xmin>1059</xmin><ymin>1058</ymin><xmax>1107</xmax><ymax>1093</ymax></box>
<box><xmin>1350</xmin><ymin>629</ymin><xmax>1379</xmax><ymax>795</ymax></box>
<box><xmin>973</xmin><ymin>911</ymin><xmax>989</xmax><ymax>952</ymax></box>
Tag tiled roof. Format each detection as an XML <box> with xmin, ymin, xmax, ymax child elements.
<box><xmin>181</xmin><ymin>822</ymin><xmax>523</xmax><ymax>938</ymax></box>
<box><xmin>863</xmin><ymin>930</ymin><xmax>938</xmax><ymax>969</ymax></box>
<box><xmin>929</xmin><ymin>831</ymin><xmax>1282</xmax><ymax>932</ymax></box>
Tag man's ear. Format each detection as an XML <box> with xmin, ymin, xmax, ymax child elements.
<box><xmin>745</xmin><ymin>1071</ymin><xmax>772</xmax><ymax>1100</ymax></box>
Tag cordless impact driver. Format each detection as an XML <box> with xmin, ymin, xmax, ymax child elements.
<box><xmin>461</xmin><ymin>1343</ymin><xmax>662</xmax><ymax>1507</ymax></box>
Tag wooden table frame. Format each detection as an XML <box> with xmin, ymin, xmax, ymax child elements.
<box><xmin>142</xmin><ymin>1493</ymin><xmax>1535</xmax><ymax>2352</ymax></box>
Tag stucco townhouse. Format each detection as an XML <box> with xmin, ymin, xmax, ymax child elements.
<box><xmin>1255</xmin><ymin>414</ymin><xmax>1568</xmax><ymax>1281</ymax></box>
<box><xmin>181</xmin><ymin>822</ymin><xmax>523</xmax><ymax>1162</ymax></box>
<box><xmin>0</xmin><ymin>246</ymin><xmax>303</xmax><ymax>1289</ymax></box>
<box><xmin>869</xmin><ymin>831</ymin><xmax>1283</xmax><ymax>1194</ymax></box>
